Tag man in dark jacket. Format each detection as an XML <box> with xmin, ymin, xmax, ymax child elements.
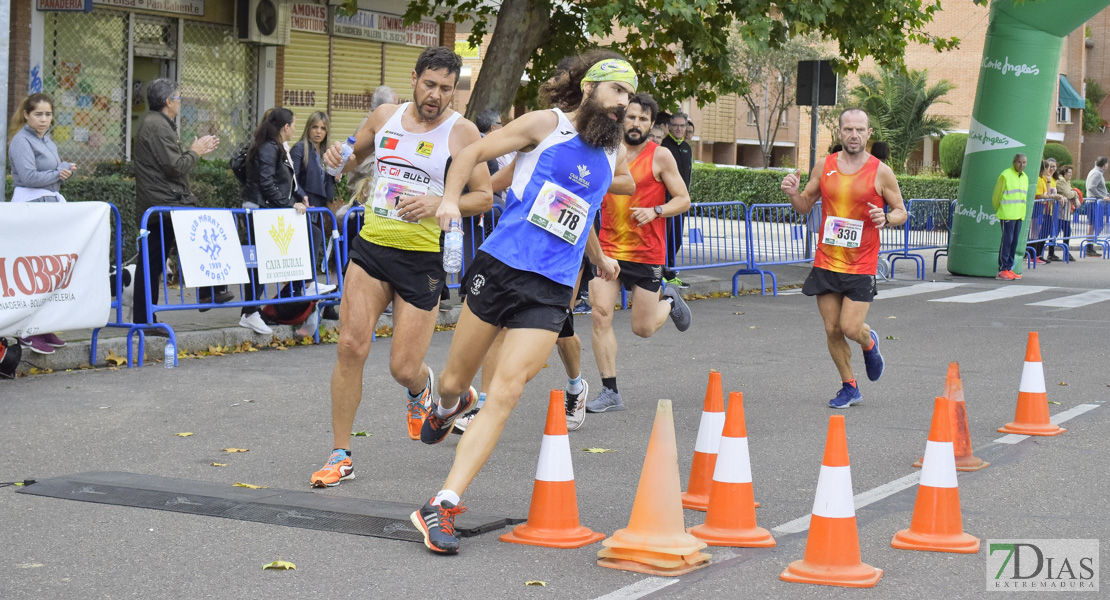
<box><xmin>132</xmin><ymin>78</ymin><xmax>220</xmax><ymax>325</ymax></box>
<box><xmin>659</xmin><ymin>112</ymin><xmax>693</xmax><ymax>286</ymax></box>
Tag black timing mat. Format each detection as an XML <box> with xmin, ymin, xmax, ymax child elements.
<box><xmin>15</xmin><ymin>471</ymin><xmax>520</xmax><ymax>542</ymax></box>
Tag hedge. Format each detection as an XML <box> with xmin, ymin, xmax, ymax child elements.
<box><xmin>1042</xmin><ymin>143</ymin><xmax>1074</xmax><ymax>169</ymax></box>
<box><xmin>939</xmin><ymin>133</ymin><xmax>967</xmax><ymax>178</ymax></box>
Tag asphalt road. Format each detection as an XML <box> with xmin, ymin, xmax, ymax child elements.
<box><xmin>1</xmin><ymin>259</ymin><xmax>1107</xmax><ymax>599</ymax></box>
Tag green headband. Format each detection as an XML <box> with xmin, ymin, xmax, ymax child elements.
<box><xmin>581</xmin><ymin>59</ymin><xmax>638</xmax><ymax>93</ymax></box>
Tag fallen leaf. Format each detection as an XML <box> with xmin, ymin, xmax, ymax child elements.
<box><xmin>1048</xmin><ymin>401</ymin><xmax>1061</xmax><ymax>405</ymax></box>
<box><xmin>351</xmin><ymin>431</ymin><xmax>369</xmax><ymax>437</ymax></box>
<box><xmin>524</xmin><ymin>580</ymin><xmax>547</xmax><ymax>587</ymax></box>
<box><xmin>16</xmin><ymin>563</ymin><xmax>44</xmax><ymax>569</ymax></box>
<box><xmin>749</xmin><ymin>326</ymin><xmax>756</xmax><ymax>329</ymax></box>
<box><xmin>583</xmin><ymin>447</ymin><xmax>615</xmax><ymax>453</ymax></box>
<box><xmin>28</xmin><ymin>367</ymin><xmax>54</xmax><ymax>375</ymax></box>
<box><xmin>885</xmin><ymin>335</ymin><xmax>898</xmax><ymax>340</ymax></box>
<box><xmin>210</xmin><ymin>462</ymin><xmax>227</xmax><ymax>467</ymax></box>
<box><xmin>222</xmin><ymin>448</ymin><xmax>250</xmax><ymax>453</ymax></box>
<box><xmin>207</xmin><ymin>345</ymin><xmax>227</xmax><ymax>356</ymax></box>
<box><xmin>1058</xmin><ymin>382</ymin><xmax>1069</xmax><ymax>386</ymax></box>
<box><xmin>175</xmin><ymin>432</ymin><xmax>194</xmax><ymax>437</ymax></box>
<box><xmin>262</xmin><ymin>560</ymin><xmax>295</xmax><ymax>571</ymax></box>
<box><xmin>887</xmin><ymin>315</ymin><xmax>897</xmax><ymax>319</ymax></box>
<box><xmin>14</xmin><ymin>482</ymin><xmax>24</xmax><ymax>487</ymax></box>
<box><xmin>233</xmin><ymin>482</ymin><xmax>268</xmax><ymax>489</ymax></box>
<box><xmin>733</xmin><ymin>312</ymin><xmax>745</xmax><ymax>315</ymax></box>
<box><xmin>105</xmin><ymin>350</ymin><xmax>127</xmax><ymax>367</ymax></box>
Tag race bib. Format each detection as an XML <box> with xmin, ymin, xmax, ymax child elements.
<box><xmin>371</xmin><ymin>177</ymin><xmax>428</xmax><ymax>222</ymax></box>
<box><xmin>822</xmin><ymin>216</ymin><xmax>864</xmax><ymax>249</ymax></box>
<box><xmin>527</xmin><ymin>181</ymin><xmax>590</xmax><ymax>244</ymax></box>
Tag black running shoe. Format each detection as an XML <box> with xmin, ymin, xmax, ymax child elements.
<box><xmin>410</xmin><ymin>498</ymin><xmax>467</xmax><ymax>554</ymax></box>
<box><xmin>421</xmin><ymin>387</ymin><xmax>477</xmax><ymax>444</ymax></box>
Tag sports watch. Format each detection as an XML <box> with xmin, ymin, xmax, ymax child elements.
<box><xmin>654</xmin><ymin>205</ymin><xmax>664</xmax><ymax>215</ymax></box>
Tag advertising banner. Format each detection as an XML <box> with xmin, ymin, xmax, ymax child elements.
<box><xmin>170</xmin><ymin>210</ymin><xmax>249</xmax><ymax>288</ymax></box>
<box><xmin>0</xmin><ymin>202</ymin><xmax>110</xmax><ymax>337</ymax></box>
<box><xmin>251</xmin><ymin>209</ymin><xmax>312</xmax><ymax>284</ymax></box>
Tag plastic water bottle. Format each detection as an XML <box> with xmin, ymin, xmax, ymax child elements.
<box><xmin>164</xmin><ymin>341</ymin><xmax>176</xmax><ymax>369</ymax></box>
<box><xmin>443</xmin><ymin>219</ymin><xmax>463</xmax><ymax>273</ymax></box>
<box><xmin>326</xmin><ymin>136</ymin><xmax>356</xmax><ymax>177</ymax></box>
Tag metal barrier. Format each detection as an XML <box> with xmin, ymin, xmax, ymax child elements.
<box><xmin>89</xmin><ymin>204</ymin><xmax>130</xmax><ymax>366</ymax></box>
<box><xmin>673</xmin><ymin>201</ymin><xmax>778</xmax><ymax>295</ymax></box>
<box><xmin>742</xmin><ymin>202</ymin><xmax>820</xmax><ymax>296</ymax></box>
<box><xmin>898</xmin><ymin>198</ymin><xmax>952</xmax><ymax>278</ymax></box>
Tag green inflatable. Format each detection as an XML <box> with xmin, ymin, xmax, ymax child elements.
<box><xmin>948</xmin><ymin>0</ymin><xmax>1110</xmax><ymax>277</ymax></box>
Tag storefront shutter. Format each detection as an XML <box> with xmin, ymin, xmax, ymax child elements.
<box><xmin>282</xmin><ymin>30</ymin><xmax>331</xmax><ymax>134</ymax></box>
<box><xmin>328</xmin><ymin>37</ymin><xmax>383</xmax><ymax>139</ymax></box>
<box><xmin>382</xmin><ymin>44</ymin><xmax>425</xmax><ymax>105</ymax></box>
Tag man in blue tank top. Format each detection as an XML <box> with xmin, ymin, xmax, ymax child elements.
<box><xmin>409</xmin><ymin>51</ymin><xmax>637</xmax><ymax>554</ymax></box>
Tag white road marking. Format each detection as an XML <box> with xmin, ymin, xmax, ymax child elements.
<box><xmin>929</xmin><ymin>285</ymin><xmax>1054</xmax><ymax>303</ymax></box>
<box><xmin>875</xmin><ymin>282</ymin><xmax>967</xmax><ymax>299</ymax></box>
<box><xmin>1026</xmin><ymin>290</ymin><xmax>1110</xmax><ymax>308</ymax></box>
<box><xmin>993</xmin><ymin>403</ymin><xmax>1100</xmax><ymax>444</ymax></box>
<box><xmin>591</xmin><ymin>578</ymin><xmax>678</xmax><ymax>600</ymax></box>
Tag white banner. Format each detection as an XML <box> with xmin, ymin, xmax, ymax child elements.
<box><xmin>0</xmin><ymin>202</ymin><xmax>111</xmax><ymax>337</ymax></box>
<box><xmin>170</xmin><ymin>210</ymin><xmax>249</xmax><ymax>288</ymax></box>
<box><xmin>252</xmin><ymin>209</ymin><xmax>312</xmax><ymax>284</ymax></box>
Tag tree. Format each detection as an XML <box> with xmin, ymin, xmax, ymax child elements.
<box><xmin>848</xmin><ymin>68</ymin><xmax>956</xmax><ymax>173</ymax></box>
<box><xmin>1083</xmin><ymin>78</ymin><xmax>1106</xmax><ymax>133</ymax></box>
<box><xmin>339</xmin><ymin>0</ymin><xmax>964</xmax><ymax>120</ymax></box>
<box><xmin>728</xmin><ymin>32</ymin><xmax>823</xmax><ymax>168</ymax></box>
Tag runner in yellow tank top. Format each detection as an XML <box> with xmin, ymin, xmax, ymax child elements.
<box><xmin>780</xmin><ymin>108</ymin><xmax>908</xmax><ymax>409</ymax></box>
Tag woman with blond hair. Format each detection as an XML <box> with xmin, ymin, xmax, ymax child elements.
<box><xmin>289</xmin><ymin>111</ymin><xmax>338</xmax><ymax>272</ymax></box>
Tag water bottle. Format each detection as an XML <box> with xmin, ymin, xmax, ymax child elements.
<box><xmin>326</xmin><ymin>136</ymin><xmax>356</xmax><ymax>177</ymax></box>
<box><xmin>164</xmin><ymin>341</ymin><xmax>176</xmax><ymax>369</ymax></box>
<box><xmin>443</xmin><ymin>219</ymin><xmax>464</xmax><ymax>273</ymax></box>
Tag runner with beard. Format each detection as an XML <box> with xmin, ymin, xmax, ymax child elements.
<box><xmin>408</xmin><ymin>51</ymin><xmax>635</xmax><ymax>554</ymax></box>
<box><xmin>780</xmin><ymin>108</ymin><xmax>907</xmax><ymax>409</ymax></box>
<box><xmin>586</xmin><ymin>92</ymin><xmax>692</xmax><ymax>414</ymax></box>
<box><xmin>308</xmin><ymin>47</ymin><xmax>492</xmax><ymax>488</ymax></box>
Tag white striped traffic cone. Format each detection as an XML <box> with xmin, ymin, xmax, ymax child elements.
<box><xmin>997</xmin><ymin>332</ymin><xmax>1065</xmax><ymax>436</ymax></box>
<box><xmin>682</xmin><ymin>371</ymin><xmax>726</xmax><ymax>511</ymax></box>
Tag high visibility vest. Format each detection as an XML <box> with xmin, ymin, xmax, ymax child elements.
<box><xmin>993</xmin><ymin>167</ymin><xmax>1029</xmax><ymax>220</ymax></box>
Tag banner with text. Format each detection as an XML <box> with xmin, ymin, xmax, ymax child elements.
<box><xmin>0</xmin><ymin>203</ymin><xmax>111</xmax><ymax>337</ymax></box>
<box><xmin>252</xmin><ymin>209</ymin><xmax>312</xmax><ymax>284</ymax></box>
<box><xmin>170</xmin><ymin>210</ymin><xmax>249</xmax><ymax>288</ymax></box>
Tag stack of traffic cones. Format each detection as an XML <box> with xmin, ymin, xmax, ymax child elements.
<box><xmin>997</xmin><ymin>332</ymin><xmax>1066</xmax><ymax>436</ymax></box>
<box><xmin>682</xmin><ymin>371</ymin><xmax>725</xmax><ymax>511</ymax></box>
<box><xmin>688</xmin><ymin>392</ymin><xmax>774</xmax><ymax>547</ymax></box>
<box><xmin>912</xmin><ymin>362</ymin><xmax>988</xmax><ymax>471</ymax></box>
<box><xmin>780</xmin><ymin>415</ymin><xmax>882</xmax><ymax>588</ymax></box>
<box><xmin>597</xmin><ymin>400</ymin><xmax>711</xmax><ymax>576</ymax></box>
<box><xmin>501</xmin><ymin>390</ymin><xmax>606</xmax><ymax>548</ymax></box>
<box><xmin>892</xmin><ymin>396</ymin><xmax>980</xmax><ymax>553</ymax></box>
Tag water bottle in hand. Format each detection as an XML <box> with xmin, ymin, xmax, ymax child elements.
<box><xmin>164</xmin><ymin>341</ymin><xmax>176</xmax><ymax>369</ymax></box>
<box><xmin>443</xmin><ymin>219</ymin><xmax>464</xmax><ymax>273</ymax></box>
<box><xmin>326</xmin><ymin>136</ymin><xmax>357</xmax><ymax>177</ymax></box>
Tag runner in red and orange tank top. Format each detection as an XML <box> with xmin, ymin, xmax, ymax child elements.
<box><xmin>587</xmin><ymin>93</ymin><xmax>692</xmax><ymax>415</ymax></box>
<box><xmin>780</xmin><ymin>108</ymin><xmax>908</xmax><ymax>409</ymax></box>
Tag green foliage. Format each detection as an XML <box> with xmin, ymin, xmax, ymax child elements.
<box><xmin>848</xmin><ymin>68</ymin><xmax>956</xmax><ymax>173</ymax></box>
<box><xmin>1083</xmin><ymin>78</ymin><xmax>1106</xmax><ymax>132</ymax></box>
<box><xmin>1041</xmin><ymin>143</ymin><xmax>1073</xmax><ymax>168</ymax></box>
<box><xmin>938</xmin><ymin>133</ymin><xmax>968</xmax><ymax>178</ymax></box>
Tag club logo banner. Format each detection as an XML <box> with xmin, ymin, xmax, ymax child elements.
<box><xmin>0</xmin><ymin>202</ymin><xmax>111</xmax><ymax>337</ymax></box>
<box><xmin>252</xmin><ymin>209</ymin><xmax>312</xmax><ymax>284</ymax></box>
<box><xmin>170</xmin><ymin>210</ymin><xmax>249</xmax><ymax>288</ymax></box>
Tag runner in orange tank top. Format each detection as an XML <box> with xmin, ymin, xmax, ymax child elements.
<box><xmin>780</xmin><ymin>108</ymin><xmax>908</xmax><ymax>409</ymax></box>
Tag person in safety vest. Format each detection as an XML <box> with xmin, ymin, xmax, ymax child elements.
<box><xmin>992</xmin><ymin>153</ymin><xmax>1029</xmax><ymax>281</ymax></box>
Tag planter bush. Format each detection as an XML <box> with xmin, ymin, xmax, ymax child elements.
<box><xmin>938</xmin><ymin>133</ymin><xmax>967</xmax><ymax>178</ymax></box>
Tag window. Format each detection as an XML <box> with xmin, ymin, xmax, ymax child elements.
<box><xmin>747</xmin><ymin>108</ymin><xmax>759</xmax><ymax>125</ymax></box>
<box><xmin>1057</xmin><ymin>105</ymin><xmax>1071</xmax><ymax>124</ymax></box>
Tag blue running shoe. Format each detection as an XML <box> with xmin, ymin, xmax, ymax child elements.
<box><xmin>421</xmin><ymin>387</ymin><xmax>477</xmax><ymax>445</ymax></box>
<box><xmin>411</xmin><ymin>498</ymin><xmax>467</xmax><ymax>554</ymax></box>
<box><xmin>863</xmin><ymin>329</ymin><xmax>885</xmax><ymax>382</ymax></box>
<box><xmin>829</xmin><ymin>382</ymin><xmax>862</xmax><ymax>409</ymax></box>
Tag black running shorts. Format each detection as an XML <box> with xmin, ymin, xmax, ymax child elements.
<box><xmin>346</xmin><ymin>235</ymin><xmax>445</xmax><ymax>311</ymax></box>
<box><xmin>462</xmin><ymin>251</ymin><xmax>572</xmax><ymax>333</ymax></box>
<box><xmin>801</xmin><ymin>266</ymin><xmax>878</xmax><ymax>303</ymax></box>
<box><xmin>595</xmin><ymin>259</ymin><xmax>664</xmax><ymax>293</ymax></box>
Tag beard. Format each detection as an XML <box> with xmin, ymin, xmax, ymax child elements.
<box><xmin>623</xmin><ymin>126</ymin><xmax>645</xmax><ymax>146</ymax></box>
<box><xmin>575</xmin><ymin>94</ymin><xmax>625</xmax><ymax>152</ymax></box>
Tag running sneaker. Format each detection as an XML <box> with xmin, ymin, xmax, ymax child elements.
<box><xmin>421</xmin><ymin>387</ymin><xmax>477</xmax><ymax>445</ymax></box>
<box><xmin>662</xmin><ymin>285</ymin><xmax>692</xmax><ymax>331</ymax></box>
<box><xmin>1010</xmin><ymin>270</ymin><xmax>1022</xmax><ymax>280</ymax></box>
<box><xmin>665</xmin><ymin>276</ymin><xmax>690</xmax><ymax>288</ymax></box>
<box><xmin>862</xmin><ymin>329</ymin><xmax>885</xmax><ymax>382</ymax></box>
<box><xmin>410</xmin><ymin>498</ymin><xmax>468</xmax><ymax>554</ymax></box>
<box><xmin>407</xmin><ymin>369</ymin><xmax>434</xmax><ymax>440</ymax></box>
<box><xmin>572</xmin><ymin>299</ymin><xmax>592</xmax><ymax>315</ymax></box>
<box><xmin>586</xmin><ymin>387</ymin><xmax>625</xmax><ymax>413</ymax></box>
<box><xmin>452</xmin><ymin>403</ymin><xmax>480</xmax><ymax>434</ymax></box>
<box><xmin>996</xmin><ymin>271</ymin><xmax>1014</xmax><ymax>280</ymax></box>
<box><xmin>310</xmin><ymin>449</ymin><xmax>354</xmax><ymax>487</ymax></box>
<box><xmin>18</xmin><ymin>336</ymin><xmax>54</xmax><ymax>355</ymax></box>
<box><xmin>38</xmin><ymin>332</ymin><xmax>67</xmax><ymax>348</ymax></box>
<box><xmin>829</xmin><ymin>382</ymin><xmax>862</xmax><ymax>409</ymax></box>
<box><xmin>565</xmin><ymin>380</ymin><xmax>588</xmax><ymax>431</ymax></box>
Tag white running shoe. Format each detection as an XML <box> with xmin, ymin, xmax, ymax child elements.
<box><xmin>239</xmin><ymin>311</ymin><xmax>273</xmax><ymax>335</ymax></box>
<box><xmin>565</xmin><ymin>380</ymin><xmax>588</xmax><ymax>431</ymax></box>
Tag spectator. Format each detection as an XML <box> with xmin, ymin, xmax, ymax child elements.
<box><xmin>1084</xmin><ymin>157</ymin><xmax>1108</xmax><ymax>256</ymax></box>
<box><xmin>239</xmin><ymin>107</ymin><xmax>308</xmax><ymax>335</ymax></box>
<box><xmin>648</xmin><ymin>124</ymin><xmax>665</xmax><ymax>144</ymax></box>
<box><xmin>870</xmin><ymin>141</ymin><xmax>890</xmax><ymax>163</ymax></box>
<box><xmin>1048</xmin><ymin>164</ymin><xmax>1081</xmax><ymax>262</ymax></box>
<box><xmin>660</xmin><ymin>111</ymin><xmax>693</xmax><ymax>286</ymax></box>
<box><xmin>1031</xmin><ymin>158</ymin><xmax>1060</xmax><ymax>264</ymax></box>
<box><xmin>7</xmin><ymin>93</ymin><xmax>75</xmax><ymax>354</ymax></box>
<box><xmin>289</xmin><ymin>111</ymin><xmax>338</xmax><ymax>272</ymax></box>
<box><xmin>992</xmin><ymin>153</ymin><xmax>1029</xmax><ymax>280</ymax></box>
<box><xmin>132</xmin><ymin>78</ymin><xmax>222</xmax><ymax>329</ymax></box>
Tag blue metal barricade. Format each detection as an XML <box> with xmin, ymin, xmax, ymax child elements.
<box><xmin>897</xmin><ymin>198</ymin><xmax>952</xmax><ymax>278</ymax></box>
<box><xmin>673</xmin><ymin>201</ymin><xmax>777</xmax><ymax>295</ymax></box>
<box><xmin>1023</xmin><ymin>199</ymin><xmax>1057</xmax><ymax>269</ymax></box>
<box><xmin>743</xmin><ymin>202</ymin><xmax>819</xmax><ymax>296</ymax></box>
<box><xmin>89</xmin><ymin>204</ymin><xmax>130</xmax><ymax>366</ymax></box>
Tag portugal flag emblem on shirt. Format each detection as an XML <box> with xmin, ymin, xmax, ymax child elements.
<box><xmin>380</xmin><ymin>137</ymin><xmax>399</xmax><ymax>150</ymax></box>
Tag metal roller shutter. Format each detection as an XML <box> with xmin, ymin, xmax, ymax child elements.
<box><xmin>329</xmin><ymin>37</ymin><xmax>383</xmax><ymax>139</ymax></box>
<box><xmin>282</xmin><ymin>30</ymin><xmax>331</xmax><ymax>133</ymax></box>
<box><xmin>382</xmin><ymin>44</ymin><xmax>425</xmax><ymax>105</ymax></box>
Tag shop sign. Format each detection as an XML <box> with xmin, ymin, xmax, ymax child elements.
<box><xmin>332</xmin><ymin>9</ymin><xmax>439</xmax><ymax>47</ymax></box>
<box><xmin>36</xmin><ymin>0</ymin><xmax>93</xmax><ymax>11</ymax></box>
<box><xmin>291</xmin><ymin>3</ymin><xmax>328</xmax><ymax>34</ymax></box>
<box><xmin>92</xmin><ymin>0</ymin><xmax>204</xmax><ymax>17</ymax></box>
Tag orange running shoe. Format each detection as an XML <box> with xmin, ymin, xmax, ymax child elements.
<box><xmin>407</xmin><ymin>369</ymin><xmax>434</xmax><ymax>440</ymax></box>
<box><xmin>310</xmin><ymin>449</ymin><xmax>354</xmax><ymax>488</ymax></box>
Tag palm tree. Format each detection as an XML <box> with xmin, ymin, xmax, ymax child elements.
<box><xmin>848</xmin><ymin>68</ymin><xmax>956</xmax><ymax>173</ymax></box>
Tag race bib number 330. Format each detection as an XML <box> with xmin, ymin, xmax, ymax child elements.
<box><xmin>822</xmin><ymin>216</ymin><xmax>864</xmax><ymax>249</ymax></box>
<box><xmin>528</xmin><ymin>181</ymin><xmax>590</xmax><ymax>244</ymax></box>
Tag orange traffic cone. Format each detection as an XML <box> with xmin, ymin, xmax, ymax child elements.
<box><xmin>598</xmin><ymin>399</ymin><xmax>711</xmax><ymax>576</ymax></box>
<box><xmin>688</xmin><ymin>392</ymin><xmax>774</xmax><ymax>547</ymax></box>
<box><xmin>997</xmin><ymin>332</ymin><xmax>1066</xmax><ymax>436</ymax></box>
<box><xmin>893</xmin><ymin>396</ymin><xmax>980</xmax><ymax>553</ymax></box>
<box><xmin>780</xmin><ymin>415</ymin><xmax>882</xmax><ymax>588</ymax></box>
<box><xmin>501</xmin><ymin>390</ymin><xmax>606</xmax><ymax>548</ymax></box>
<box><xmin>913</xmin><ymin>362</ymin><xmax>989</xmax><ymax>471</ymax></box>
<box><xmin>682</xmin><ymin>371</ymin><xmax>725</xmax><ymax>511</ymax></box>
